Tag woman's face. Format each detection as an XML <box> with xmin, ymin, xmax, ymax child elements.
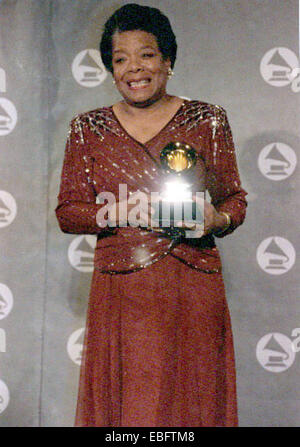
<box><xmin>111</xmin><ymin>30</ymin><xmax>171</xmax><ymax>107</ymax></box>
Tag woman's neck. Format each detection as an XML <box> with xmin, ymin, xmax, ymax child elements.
<box><xmin>117</xmin><ymin>94</ymin><xmax>175</xmax><ymax>118</ymax></box>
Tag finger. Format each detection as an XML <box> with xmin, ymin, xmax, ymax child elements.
<box><xmin>176</xmin><ymin>220</ymin><xmax>197</xmax><ymax>230</ymax></box>
<box><xmin>185</xmin><ymin>222</ymin><xmax>204</xmax><ymax>238</ymax></box>
<box><xmin>185</xmin><ymin>227</ymin><xmax>204</xmax><ymax>239</ymax></box>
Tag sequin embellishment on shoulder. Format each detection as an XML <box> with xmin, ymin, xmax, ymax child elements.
<box><xmin>72</xmin><ymin>107</ymin><xmax>126</xmax><ymax>142</ymax></box>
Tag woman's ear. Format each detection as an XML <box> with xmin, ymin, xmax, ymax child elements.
<box><xmin>164</xmin><ymin>57</ymin><xmax>171</xmax><ymax>70</ymax></box>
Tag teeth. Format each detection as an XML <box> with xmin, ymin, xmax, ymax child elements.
<box><xmin>129</xmin><ymin>79</ymin><xmax>150</xmax><ymax>87</ymax></box>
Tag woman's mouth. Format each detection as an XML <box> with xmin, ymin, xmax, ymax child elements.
<box><xmin>127</xmin><ymin>78</ymin><xmax>151</xmax><ymax>89</ymax></box>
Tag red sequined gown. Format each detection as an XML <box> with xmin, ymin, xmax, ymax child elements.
<box><xmin>56</xmin><ymin>99</ymin><xmax>247</xmax><ymax>427</ymax></box>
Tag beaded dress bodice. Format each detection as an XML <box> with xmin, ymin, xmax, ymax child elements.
<box><xmin>56</xmin><ymin>99</ymin><xmax>247</xmax><ymax>274</ymax></box>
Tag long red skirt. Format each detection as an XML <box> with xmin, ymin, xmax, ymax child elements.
<box><xmin>75</xmin><ymin>255</ymin><xmax>238</xmax><ymax>427</ymax></box>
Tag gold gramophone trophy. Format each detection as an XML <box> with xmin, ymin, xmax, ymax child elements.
<box><xmin>152</xmin><ymin>142</ymin><xmax>205</xmax><ymax>237</ymax></box>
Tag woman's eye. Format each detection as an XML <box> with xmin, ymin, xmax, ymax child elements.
<box><xmin>142</xmin><ymin>53</ymin><xmax>155</xmax><ymax>58</ymax></box>
<box><xmin>114</xmin><ymin>57</ymin><xmax>125</xmax><ymax>64</ymax></box>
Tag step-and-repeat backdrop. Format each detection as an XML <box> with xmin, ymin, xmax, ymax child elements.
<box><xmin>0</xmin><ymin>0</ymin><xmax>299</xmax><ymax>427</ymax></box>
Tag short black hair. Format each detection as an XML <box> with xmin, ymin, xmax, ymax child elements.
<box><xmin>100</xmin><ymin>3</ymin><xmax>177</xmax><ymax>73</ymax></box>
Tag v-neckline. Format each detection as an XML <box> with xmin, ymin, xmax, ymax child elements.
<box><xmin>110</xmin><ymin>99</ymin><xmax>186</xmax><ymax>147</ymax></box>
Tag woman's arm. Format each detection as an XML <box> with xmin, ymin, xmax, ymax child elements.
<box><xmin>205</xmin><ymin>106</ymin><xmax>248</xmax><ymax>237</ymax></box>
<box><xmin>55</xmin><ymin>116</ymin><xmax>112</xmax><ymax>235</ymax></box>
<box><xmin>55</xmin><ymin>116</ymin><xmax>154</xmax><ymax>234</ymax></box>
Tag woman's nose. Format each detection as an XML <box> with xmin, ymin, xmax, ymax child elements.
<box><xmin>127</xmin><ymin>57</ymin><xmax>142</xmax><ymax>72</ymax></box>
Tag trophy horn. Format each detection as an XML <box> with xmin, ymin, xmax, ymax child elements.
<box><xmin>160</xmin><ymin>142</ymin><xmax>197</xmax><ymax>174</ymax></box>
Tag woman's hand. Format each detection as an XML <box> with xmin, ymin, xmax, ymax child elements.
<box><xmin>200</xmin><ymin>197</ymin><xmax>229</xmax><ymax>235</ymax></box>
<box><xmin>98</xmin><ymin>192</ymin><xmax>229</xmax><ymax>237</ymax></box>
<box><xmin>116</xmin><ymin>192</ymin><xmax>160</xmax><ymax>229</ymax></box>
<box><xmin>176</xmin><ymin>196</ymin><xmax>230</xmax><ymax>238</ymax></box>
<box><xmin>96</xmin><ymin>191</ymin><xmax>153</xmax><ymax>229</ymax></box>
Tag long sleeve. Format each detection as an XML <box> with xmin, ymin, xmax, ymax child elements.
<box><xmin>55</xmin><ymin>116</ymin><xmax>110</xmax><ymax>235</ymax></box>
<box><xmin>205</xmin><ymin>107</ymin><xmax>247</xmax><ymax>237</ymax></box>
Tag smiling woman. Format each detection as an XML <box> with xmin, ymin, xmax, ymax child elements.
<box><xmin>56</xmin><ymin>3</ymin><xmax>247</xmax><ymax>427</ymax></box>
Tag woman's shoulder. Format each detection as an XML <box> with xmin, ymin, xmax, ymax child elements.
<box><xmin>184</xmin><ymin>98</ymin><xmax>227</xmax><ymax>116</ymax></box>
<box><xmin>70</xmin><ymin>105</ymin><xmax>113</xmax><ymax>125</ymax></box>
<box><xmin>67</xmin><ymin>106</ymin><xmax>119</xmax><ymax>141</ymax></box>
<box><xmin>180</xmin><ymin>98</ymin><xmax>229</xmax><ymax>130</ymax></box>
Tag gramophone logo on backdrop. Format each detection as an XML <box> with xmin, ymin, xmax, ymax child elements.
<box><xmin>0</xmin><ymin>380</ymin><xmax>9</xmax><ymax>414</ymax></box>
<box><xmin>0</xmin><ymin>283</ymin><xmax>13</xmax><ymax>320</ymax></box>
<box><xmin>68</xmin><ymin>235</ymin><xmax>97</xmax><ymax>272</ymax></box>
<box><xmin>72</xmin><ymin>49</ymin><xmax>107</xmax><ymax>87</ymax></box>
<box><xmin>0</xmin><ymin>98</ymin><xmax>18</xmax><ymax>136</ymax></box>
<box><xmin>0</xmin><ymin>191</ymin><xmax>17</xmax><ymax>228</ymax></box>
<box><xmin>67</xmin><ymin>328</ymin><xmax>85</xmax><ymax>365</ymax></box>
<box><xmin>256</xmin><ymin>237</ymin><xmax>295</xmax><ymax>275</ymax></box>
<box><xmin>258</xmin><ymin>142</ymin><xmax>297</xmax><ymax>181</ymax></box>
<box><xmin>256</xmin><ymin>333</ymin><xmax>295</xmax><ymax>373</ymax></box>
<box><xmin>260</xmin><ymin>47</ymin><xmax>299</xmax><ymax>91</ymax></box>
